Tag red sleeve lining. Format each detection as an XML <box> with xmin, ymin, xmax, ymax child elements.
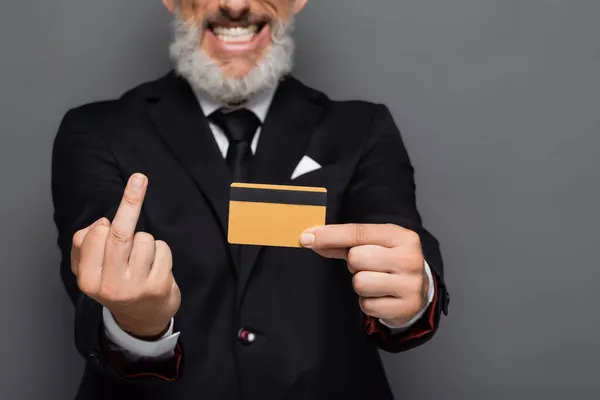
<box><xmin>105</xmin><ymin>342</ymin><xmax>183</xmax><ymax>381</ymax></box>
<box><xmin>364</xmin><ymin>276</ymin><xmax>439</xmax><ymax>344</ymax></box>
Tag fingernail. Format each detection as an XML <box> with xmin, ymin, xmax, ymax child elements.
<box><xmin>90</xmin><ymin>218</ymin><xmax>108</xmax><ymax>229</ymax></box>
<box><xmin>91</xmin><ymin>219</ymin><xmax>102</xmax><ymax>228</ymax></box>
<box><xmin>131</xmin><ymin>174</ymin><xmax>145</xmax><ymax>190</ymax></box>
<box><xmin>306</xmin><ymin>225</ymin><xmax>324</xmax><ymax>232</ymax></box>
<box><xmin>300</xmin><ymin>232</ymin><xmax>316</xmax><ymax>247</ymax></box>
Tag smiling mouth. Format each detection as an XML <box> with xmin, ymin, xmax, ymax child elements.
<box><xmin>206</xmin><ymin>20</ymin><xmax>269</xmax><ymax>43</ymax></box>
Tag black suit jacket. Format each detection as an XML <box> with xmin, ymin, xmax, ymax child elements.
<box><xmin>51</xmin><ymin>72</ymin><xmax>449</xmax><ymax>400</ymax></box>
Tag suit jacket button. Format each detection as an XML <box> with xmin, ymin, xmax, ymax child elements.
<box><xmin>443</xmin><ymin>291</ymin><xmax>450</xmax><ymax>315</ymax></box>
<box><xmin>88</xmin><ymin>351</ymin><xmax>101</xmax><ymax>367</ymax></box>
<box><xmin>238</xmin><ymin>328</ymin><xmax>256</xmax><ymax>345</ymax></box>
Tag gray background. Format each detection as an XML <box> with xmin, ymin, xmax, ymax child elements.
<box><xmin>1</xmin><ymin>0</ymin><xmax>598</xmax><ymax>399</ymax></box>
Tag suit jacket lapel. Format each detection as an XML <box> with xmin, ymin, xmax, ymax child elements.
<box><xmin>250</xmin><ymin>77</ymin><xmax>326</xmax><ymax>185</ymax></box>
<box><xmin>238</xmin><ymin>76</ymin><xmax>327</xmax><ymax>301</ymax></box>
<box><xmin>147</xmin><ymin>73</ymin><xmax>233</xmax><ymax>261</ymax></box>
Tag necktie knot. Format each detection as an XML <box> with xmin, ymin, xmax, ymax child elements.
<box><xmin>208</xmin><ymin>108</ymin><xmax>261</xmax><ymax>183</ymax></box>
<box><xmin>209</xmin><ymin>108</ymin><xmax>261</xmax><ymax>144</ymax></box>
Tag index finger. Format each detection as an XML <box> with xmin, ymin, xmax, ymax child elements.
<box><xmin>301</xmin><ymin>224</ymin><xmax>404</xmax><ymax>249</ymax></box>
<box><xmin>104</xmin><ymin>173</ymin><xmax>148</xmax><ymax>265</ymax></box>
<box><xmin>71</xmin><ymin>217</ymin><xmax>110</xmax><ymax>275</ymax></box>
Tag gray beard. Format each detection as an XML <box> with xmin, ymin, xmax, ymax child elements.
<box><xmin>169</xmin><ymin>13</ymin><xmax>295</xmax><ymax>103</ymax></box>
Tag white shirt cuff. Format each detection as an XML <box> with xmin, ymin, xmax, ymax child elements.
<box><xmin>379</xmin><ymin>259</ymin><xmax>435</xmax><ymax>332</ymax></box>
<box><xmin>102</xmin><ymin>307</ymin><xmax>180</xmax><ymax>360</ymax></box>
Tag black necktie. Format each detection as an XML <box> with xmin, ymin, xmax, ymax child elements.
<box><xmin>208</xmin><ymin>108</ymin><xmax>261</xmax><ymax>182</ymax></box>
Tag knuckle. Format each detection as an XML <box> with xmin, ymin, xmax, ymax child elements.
<box><xmin>171</xmin><ymin>279</ymin><xmax>181</xmax><ymax>296</ymax></box>
<box><xmin>155</xmin><ymin>240</ymin><xmax>173</xmax><ymax>258</ymax></box>
<box><xmin>402</xmin><ymin>275</ymin><xmax>422</xmax><ymax>296</ymax></box>
<box><xmin>416</xmin><ymin>270</ymin><xmax>426</xmax><ymax>286</ymax></box>
<box><xmin>89</xmin><ymin>225</ymin><xmax>110</xmax><ymax>239</ymax></box>
<box><xmin>359</xmin><ymin>298</ymin><xmax>376</xmax><ymax>315</ymax></box>
<box><xmin>406</xmin><ymin>298</ymin><xmax>423</xmax><ymax>317</ymax></box>
<box><xmin>407</xmin><ymin>254</ymin><xmax>425</xmax><ymax>273</ymax></box>
<box><xmin>406</xmin><ymin>230</ymin><xmax>421</xmax><ymax>246</ymax></box>
<box><xmin>77</xmin><ymin>277</ymin><xmax>97</xmax><ymax>297</ymax></box>
<box><xmin>146</xmin><ymin>283</ymin><xmax>170</xmax><ymax>299</ymax></box>
<box><xmin>122</xmin><ymin>193</ymin><xmax>139</xmax><ymax>208</ymax></box>
<box><xmin>97</xmin><ymin>286</ymin><xmax>119</xmax><ymax>303</ymax></box>
<box><xmin>134</xmin><ymin>231</ymin><xmax>155</xmax><ymax>244</ymax></box>
<box><xmin>155</xmin><ymin>240</ymin><xmax>171</xmax><ymax>251</ymax></box>
<box><xmin>390</xmin><ymin>224</ymin><xmax>407</xmax><ymax>239</ymax></box>
<box><xmin>109</xmin><ymin>226</ymin><xmax>130</xmax><ymax>244</ymax></box>
<box><xmin>72</xmin><ymin>230</ymin><xmax>85</xmax><ymax>248</ymax></box>
<box><xmin>346</xmin><ymin>262</ymin><xmax>357</xmax><ymax>274</ymax></box>
<box><xmin>97</xmin><ymin>279</ymin><xmax>130</xmax><ymax>303</ymax></box>
<box><xmin>408</xmin><ymin>272</ymin><xmax>422</xmax><ymax>289</ymax></box>
<box><xmin>352</xmin><ymin>272</ymin><xmax>369</xmax><ymax>294</ymax></box>
<box><xmin>347</xmin><ymin>247</ymin><xmax>362</xmax><ymax>268</ymax></box>
<box><xmin>352</xmin><ymin>224</ymin><xmax>366</xmax><ymax>246</ymax></box>
<box><xmin>71</xmin><ymin>254</ymin><xmax>80</xmax><ymax>274</ymax></box>
<box><xmin>385</xmin><ymin>223</ymin><xmax>401</xmax><ymax>234</ymax></box>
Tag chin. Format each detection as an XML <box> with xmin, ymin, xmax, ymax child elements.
<box><xmin>215</xmin><ymin>54</ymin><xmax>267</xmax><ymax>79</ymax></box>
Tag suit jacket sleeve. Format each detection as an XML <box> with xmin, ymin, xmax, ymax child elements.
<box><xmin>340</xmin><ymin>104</ymin><xmax>450</xmax><ymax>353</ymax></box>
<box><xmin>51</xmin><ymin>107</ymin><xmax>182</xmax><ymax>381</ymax></box>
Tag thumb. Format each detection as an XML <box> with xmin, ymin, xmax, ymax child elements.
<box><xmin>168</xmin><ymin>279</ymin><xmax>182</xmax><ymax>312</ymax></box>
<box><xmin>309</xmin><ymin>247</ymin><xmax>349</xmax><ymax>261</ymax></box>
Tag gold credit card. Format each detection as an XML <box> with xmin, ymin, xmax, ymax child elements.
<box><xmin>228</xmin><ymin>183</ymin><xmax>327</xmax><ymax>248</ymax></box>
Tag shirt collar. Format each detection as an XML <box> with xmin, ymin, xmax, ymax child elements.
<box><xmin>193</xmin><ymin>84</ymin><xmax>278</xmax><ymax>123</ymax></box>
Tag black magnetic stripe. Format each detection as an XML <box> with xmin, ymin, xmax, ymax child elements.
<box><xmin>230</xmin><ymin>187</ymin><xmax>327</xmax><ymax>206</ymax></box>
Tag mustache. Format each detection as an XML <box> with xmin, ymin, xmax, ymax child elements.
<box><xmin>204</xmin><ymin>8</ymin><xmax>272</xmax><ymax>27</ymax></box>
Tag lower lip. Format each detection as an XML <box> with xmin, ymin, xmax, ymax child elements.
<box><xmin>205</xmin><ymin>24</ymin><xmax>271</xmax><ymax>55</ymax></box>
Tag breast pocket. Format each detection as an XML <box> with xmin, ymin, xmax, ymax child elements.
<box><xmin>291</xmin><ymin>165</ymin><xmax>344</xmax><ymax>190</ymax></box>
<box><xmin>290</xmin><ymin>165</ymin><xmax>348</xmax><ymax>224</ymax></box>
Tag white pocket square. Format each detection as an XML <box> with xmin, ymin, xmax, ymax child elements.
<box><xmin>291</xmin><ymin>156</ymin><xmax>321</xmax><ymax>180</ymax></box>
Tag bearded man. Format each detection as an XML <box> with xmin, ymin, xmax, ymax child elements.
<box><xmin>51</xmin><ymin>1</ymin><xmax>450</xmax><ymax>399</ymax></box>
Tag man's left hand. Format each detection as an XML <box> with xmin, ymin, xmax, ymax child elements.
<box><xmin>300</xmin><ymin>224</ymin><xmax>429</xmax><ymax>327</ymax></box>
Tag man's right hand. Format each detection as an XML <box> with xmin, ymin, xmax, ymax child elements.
<box><xmin>71</xmin><ymin>173</ymin><xmax>181</xmax><ymax>339</ymax></box>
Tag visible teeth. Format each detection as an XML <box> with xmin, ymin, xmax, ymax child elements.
<box><xmin>213</xmin><ymin>25</ymin><xmax>258</xmax><ymax>42</ymax></box>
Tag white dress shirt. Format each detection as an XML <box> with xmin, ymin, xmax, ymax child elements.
<box><xmin>103</xmin><ymin>85</ymin><xmax>436</xmax><ymax>361</ymax></box>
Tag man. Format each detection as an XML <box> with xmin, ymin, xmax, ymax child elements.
<box><xmin>51</xmin><ymin>0</ymin><xmax>450</xmax><ymax>398</ymax></box>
